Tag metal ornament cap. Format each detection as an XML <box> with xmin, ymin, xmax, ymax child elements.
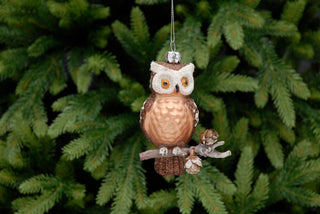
<box><xmin>166</xmin><ymin>51</ymin><xmax>181</xmax><ymax>63</ymax></box>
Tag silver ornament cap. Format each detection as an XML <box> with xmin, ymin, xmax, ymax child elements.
<box><xmin>166</xmin><ymin>51</ymin><xmax>181</xmax><ymax>63</ymax></box>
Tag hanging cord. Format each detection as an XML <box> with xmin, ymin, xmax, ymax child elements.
<box><xmin>170</xmin><ymin>0</ymin><xmax>176</xmax><ymax>52</ymax></box>
<box><xmin>166</xmin><ymin>0</ymin><xmax>180</xmax><ymax>63</ymax></box>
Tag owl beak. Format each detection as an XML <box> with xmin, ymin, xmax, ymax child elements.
<box><xmin>175</xmin><ymin>84</ymin><xmax>179</xmax><ymax>93</ymax></box>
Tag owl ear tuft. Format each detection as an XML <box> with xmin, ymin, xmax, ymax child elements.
<box><xmin>150</xmin><ymin>61</ymin><xmax>168</xmax><ymax>74</ymax></box>
<box><xmin>180</xmin><ymin>63</ymin><xmax>195</xmax><ymax>74</ymax></box>
<box><xmin>150</xmin><ymin>61</ymin><xmax>195</xmax><ymax>73</ymax></box>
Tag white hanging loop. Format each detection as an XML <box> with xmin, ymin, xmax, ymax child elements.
<box><xmin>170</xmin><ymin>0</ymin><xmax>176</xmax><ymax>52</ymax></box>
<box><xmin>166</xmin><ymin>0</ymin><xmax>181</xmax><ymax>63</ymax></box>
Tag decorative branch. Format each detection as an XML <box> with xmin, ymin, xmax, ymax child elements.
<box><xmin>139</xmin><ymin>140</ymin><xmax>231</xmax><ymax>161</ymax></box>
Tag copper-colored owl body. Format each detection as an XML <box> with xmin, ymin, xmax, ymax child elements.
<box><xmin>143</xmin><ymin>94</ymin><xmax>194</xmax><ymax>148</ymax></box>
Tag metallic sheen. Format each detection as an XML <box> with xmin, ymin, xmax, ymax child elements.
<box><xmin>143</xmin><ymin>95</ymin><xmax>193</xmax><ymax>147</ymax></box>
<box><xmin>166</xmin><ymin>51</ymin><xmax>181</xmax><ymax>63</ymax></box>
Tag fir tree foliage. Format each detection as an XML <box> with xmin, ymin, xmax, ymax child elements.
<box><xmin>0</xmin><ymin>0</ymin><xmax>319</xmax><ymax>213</ymax></box>
<box><xmin>228</xmin><ymin>147</ymin><xmax>269</xmax><ymax>214</ymax></box>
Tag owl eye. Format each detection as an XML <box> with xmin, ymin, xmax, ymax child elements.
<box><xmin>181</xmin><ymin>77</ymin><xmax>189</xmax><ymax>87</ymax></box>
<box><xmin>161</xmin><ymin>79</ymin><xmax>170</xmax><ymax>89</ymax></box>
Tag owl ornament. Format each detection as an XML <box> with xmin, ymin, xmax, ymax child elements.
<box><xmin>139</xmin><ymin>52</ymin><xmax>232</xmax><ymax>177</ymax></box>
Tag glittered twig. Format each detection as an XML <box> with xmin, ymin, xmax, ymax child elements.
<box><xmin>139</xmin><ymin>141</ymin><xmax>231</xmax><ymax>161</ymax></box>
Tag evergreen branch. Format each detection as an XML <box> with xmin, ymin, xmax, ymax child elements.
<box><xmin>0</xmin><ymin>185</ymin><xmax>9</xmax><ymax>204</ymax></box>
<box><xmin>279</xmin><ymin>140</ymin><xmax>312</xmax><ymax>185</ymax></box>
<box><xmin>48</xmin><ymin>0</ymin><xmax>89</xmax><ymax>22</ymax></box>
<box><xmin>207</xmin><ymin>12</ymin><xmax>224</xmax><ymax>48</ymax></box>
<box><xmin>66</xmin><ymin>48</ymin><xmax>92</xmax><ymax>90</ymax></box>
<box><xmin>76</xmin><ymin>62</ymin><xmax>93</xmax><ymax>93</ymax></box>
<box><xmin>96</xmin><ymin>134</ymin><xmax>146</xmax><ymax>212</ymax></box>
<box><xmin>194</xmin><ymin>172</ymin><xmax>228</xmax><ymax>214</ymax></box>
<box><xmin>151</xmin><ymin>24</ymin><xmax>170</xmax><ymax>56</ymax></box>
<box><xmin>48</xmin><ymin>89</ymin><xmax>114</xmax><ymax>138</ymax></box>
<box><xmin>131</xmin><ymin>96</ymin><xmax>148</xmax><ymax>112</ymax></box>
<box><xmin>0</xmin><ymin>48</ymin><xmax>29</xmax><ymax>80</ymax></box>
<box><xmin>261</xmin><ymin>130</ymin><xmax>284</xmax><ymax>169</ymax></box>
<box><xmin>281</xmin><ymin>68</ymin><xmax>310</xmax><ymax>100</ymax></box>
<box><xmin>51</xmin><ymin>95</ymin><xmax>76</xmax><ymax>112</ymax></box>
<box><xmin>118</xmin><ymin>86</ymin><xmax>146</xmax><ymax>110</ymax></box>
<box><xmin>135</xmin><ymin>0</ymin><xmax>168</xmax><ymax>5</ymax></box>
<box><xmin>254</xmin><ymin>71</ymin><xmax>269</xmax><ymax>108</ymax></box>
<box><xmin>112</xmin><ymin>21</ymin><xmax>142</xmax><ymax>62</ymax></box>
<box><xmin>132</xmin><ymin>162</ymin><xmax>147</xmax><ymax>208</ymax></box>
<box><xmin>281</xmin><ymin>0</ymin><xmax>306</xmax><ymax>25</ymax></box>
<box><xmin>268</xmin><ymin>118</ymin><xmax>295</xmax><ymax>144</ymax></box>
<box><xmin>83</xmin><ymin>134</ymin><xmax>113</xmax><ymax>172</ymax></box>
<box><xmin>296</xmin><ymin>102</ymin><xmax>320</xmax><ymax>142</ymax></box>
<box><xmin>239</xmin><ymin>0</ymin><xmax>261</xmax><ymax>8</ymax></box>
<box><xmin>111</xmin><ymin>134</ymin><xmax>144</xmax><ymax>214</ymax></box>
<box><xmin>243</xmin><ymin>110</ymin><xmax>261</xmax><ymax>128</ymax></box>
<box><xmin>176</xmin><ymin>174</ymin><xmax>195</xmax><ymax>214</ymax></box>
<box><xmin>0</xmin><ymin>141</ymin><xmax>7</xmax><ymax>168</ymax></box>
<box><xmin>231</xmin><ymin>4</ymin><xmax>264</xmax><ymax>28</ymax></box>
<box><xmin>63</xmin><ymin>113</ymin><xmax>136</xmax><ymax>171</ymax></box>
<box><xmin>103</xmin><ymin>53</ymin><xmax>122</xmax><ymax>83</ymax></box>
<box><xmin>19</xmin><ymin>174</ymin><xmax>58</xmax><ymax>194</ymax></box>
<box><xmin>89</xmin><ymin>26</ymin><xmax>111</xmax><ymax>49</ymax></box>
<box><xmin>212</xmin><ymin>56</ymin><xmax>240</xmax><ymax>74</ymax></box>
<box><xmin>0</xmin><ymin>56</ymin><xmax>62</xmax><ymax>137</ymax></box>
<box><xmin>193</xmin><ymin>90</ymin><xmax>224</xmax><ymax>113</ymax></box>
<box><xmin>248</xmin><ymin>173</ymin><xmax>269</xmax><ymax>213</ymax></box>
<box><xmin>0</xmin><ymin>26</ymin><xmax>33</xmax><ymax>46</ymax></box>
<box><xmin>212</xmin><ymin>107</ymin><xmax>230</xmax><ymax>140</ymax></box>
<box><xmin>284</xmin><ymin>159</ymin><xmax>320</xmax><ymax>186</ymax></box>
<box><xmin>88</xmin><ymin>6</ymin><xmax>110</xmax><ymax>21</ymax></box>
<box><xmin>201</xmin><ymin>164</ymin><xmax>236</xmax><ymax>195</ymax></box>
<box><xmin>64</xmin><ymin>183</ymin><xmax>86</xmax><ymax>201</ymax></box>
<box><xmin>306</xmin><ymin>30</ymin><xmax>320</xmax><ymax>46</ymax></box>
<box><xmin>140</xmin><ymin>190</ymin><xmax>177</xmax><ymax>212</ymax></box>
<box><xmin>62</xmin><ymin>137</ymin><xmax>92</xmax><ymax>160</ymax></box>
<box><xmin>263</xmin><ymin>20</ymin><xmax>297</xmax><ymax>37</ymax></box>
<box><xmin>194</xmin><ymin>33</ymin><xmax>210</xmax><ymax>70</ymax></box>
<box><xmin>131</xmin><ymin>7</ymin><xmax>150</xmax><ymax>47</ymax></box>
<box><xmin>270</xmin><ymin>83</ymin><xmax>295</xmax><ymax>127</ymax></box>
<box><xmin>213</xmin><ymin>73</ymin><xmax>258</xmax><ymax>93</ymax></box>
<box><xmin>223</xmin><ymin>21</ymin><xmax>244</xmax><ymax>50</ymax></box>
<box><xmin>96</xmin><ymin>170</ymin><xmax>120</xmax><ymax>206</ymax></box>
<box><xmin>234</xmin><ymin>147</ymin><xmax>253</xmax><ymax>204</ymax></box>
<box><xmin>281</xmin><ymin>187</ymin><xmax>320</xmax><ymax>207</ymax></box>
<box><xmin>240</xmin><ymin>42</ymin><xmax>262</xmax><ymax>67</ymax></box>
<box><xmin>292</xmin><ymin>43</ymin><xmax>314</xmax><ymax>59</ymax></box>
<box><xmin>0</xmin><ymin>169</ymin><xmax>23</xmax><ymax>188</ymax></box>
<box><xmin>15</xmin><ymin>190</ymin><xmax>62</xmax><ymax>214</ymax></box>
<box><xmin>5</xmin><ymin>134</ymin><xmax>25</xmax><ymax>169</ymax></box>
<box><xmin>232</xmin><ymin>118</ymin><xmax>249</xmax><ymax>144</ymax></box>
<box><xmin>27</xmin><ymin>35</ymin><xmax>61</xmax><ymax>58</ymax></box>
<box><xmin>259</xmin><ymin>38</ymin><xmax>296</xmax><ymax>127</ymax></box>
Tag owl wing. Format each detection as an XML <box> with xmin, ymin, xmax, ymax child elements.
<box><xmin>140</xmin><ymin>94</ymin><xmax>155</xmax><ymax>141</ymax></box>
<box><xmin>186</xmin><ymin>97</ymin><xmax>199</xmax><ymax>139</ymax></box>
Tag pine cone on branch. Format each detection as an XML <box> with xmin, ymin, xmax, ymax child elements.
<box><xmin>185</xmin><ymin>148</ymin><xmax>202</xmax><ymax>174</ymax></box>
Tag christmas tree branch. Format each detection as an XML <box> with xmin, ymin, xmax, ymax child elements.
<box><xmin>139</xmin><ymin>141</ymin><xmax>231</xmax><ymax>161</ymax></box>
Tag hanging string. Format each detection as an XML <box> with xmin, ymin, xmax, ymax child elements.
<box><xmin>170</xmin><ymin>0</ymin><xmax>176</xmax><ymax>52</ymax></box>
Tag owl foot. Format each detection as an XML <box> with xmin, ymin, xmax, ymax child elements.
<box><xmin>172</xmin><ymin>147</ymin><xmax>186</xmax><ymax>156</ymax></box>
<box><xmin>159</xmin><ymin>147</ymin><xmax>169</xmax><ymax>156</ymax></box>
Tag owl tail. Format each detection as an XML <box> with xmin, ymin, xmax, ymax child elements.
<box><xmin>154</xmin><ymin>156</ymin><xmax>185</xmax><ymax>177</ymax></box>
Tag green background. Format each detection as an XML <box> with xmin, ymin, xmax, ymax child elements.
<box><xmin>0</xmin><ymin>0</ymin><xmax>319</xmax><ymax>213</ymax></box>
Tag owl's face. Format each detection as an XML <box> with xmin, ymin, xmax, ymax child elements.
<box><xmin>150</xmin><ymin>62</ymin><xmax>195</xmax><ymax>96</ymax></box>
